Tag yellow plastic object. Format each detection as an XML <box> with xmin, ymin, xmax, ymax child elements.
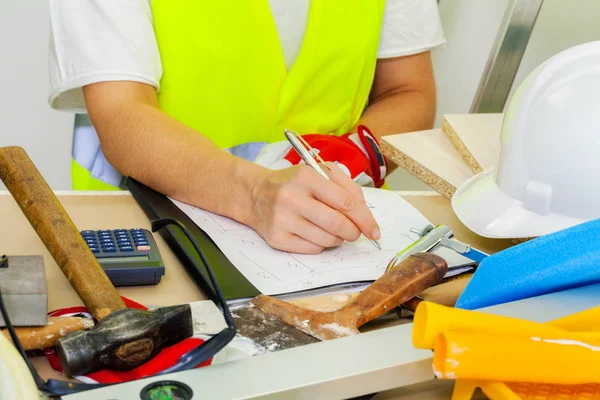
<box><xmin>433</xmin><ymin>331</ymin><xmax>600</xmax><ymax>384</ymax></box>
<box><xmin>506</xmin><ymin>382</ymin><xmax>600</xmax><ymax>399</ymax></box>
<box><xmin>412</xmin><ymin>302</ymin><xmax>600</xmax><ymax>400</ymax></box>
<box><xmin>412</xmin><ymin>302</ymin><xmax>583</xmax><ymax>349</ymax></box>
<box><xmin>453</xmin><ymin>380</ymin><xmax>600</xmax><ymax>399</ymax></box>
<box><xmin>551</xmin><ymin>304</ymin><xmax>600</xmax><ymax>330</ymax></box>
<box><xmin>452</xmin><ymin>381</ymin><xmax>522</xmax><ymax>400</ymax></box>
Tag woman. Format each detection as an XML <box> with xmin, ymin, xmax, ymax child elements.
<box><xmin>48</xmin><ymin>0</ymin><xmax>445</xmax><ymax>253</ymax></box>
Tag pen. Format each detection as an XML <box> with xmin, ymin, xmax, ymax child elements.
<box><xmin>284</xmin><ymin>129</ymin><xmax>381</xmax><ymax>250</ymax></box>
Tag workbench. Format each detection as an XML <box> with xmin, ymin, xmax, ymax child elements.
<box><xmin>4</xmin><ymin>190</ymin><xmax>594</xmax><ymax>399</ymax></box>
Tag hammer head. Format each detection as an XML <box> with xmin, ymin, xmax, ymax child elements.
<box><xmin>56</xmin><ymin>304</ymin><xmax>193</xmax><ymax>377</ymax></box>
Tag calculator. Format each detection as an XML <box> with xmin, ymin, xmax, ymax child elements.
<box><xmin>80</xmin><ymin>228</ymin><xmax>165</xmax><ymax>287</ymax></box>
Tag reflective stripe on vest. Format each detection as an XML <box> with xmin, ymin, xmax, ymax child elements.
<box><xmin>72</xmin><ymin>0</ymin><xmax>386</xmax><ymax>189</ymax></box>
<box><xmin>72</xmin><ymin>118</ymin><xmax>270</xmax><ymax>188</ymax></box>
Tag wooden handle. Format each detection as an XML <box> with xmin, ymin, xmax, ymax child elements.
<box><xmin>402</xmin><ymin>277</ymin><xmax>471</xmax><ymax>312</ymax></box>
<box><xmin>339</xmin><ymin>253</ymin><xmax>447</xmax><ymax>327</ymax></box>
<box><xmin>0</xmin><ymin>146</ymin><xmax>126</xmax><ymax>320</ymax></box>
<box><xmin>2</xmin><ymin>317</ymin><xmax>94</xmax><ymax>351</ymax></box>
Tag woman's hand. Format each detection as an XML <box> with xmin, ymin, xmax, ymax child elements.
<box><xmin>248</xmin><ymin>163</ymin><xmax>381</xmax><ymax>254</ymax></box>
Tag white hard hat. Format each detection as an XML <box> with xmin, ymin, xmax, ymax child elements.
<box><xmin>452</xmin><ymin>41</ymin><xmax>600</xmax><ymax>239</ymax></box>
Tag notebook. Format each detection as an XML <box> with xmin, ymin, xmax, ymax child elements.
<box><xmin>170</xmin><ymin>187</ymin><xmax>474</xmax><ymax>297</ymax></box>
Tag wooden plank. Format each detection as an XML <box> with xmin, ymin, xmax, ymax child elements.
<box><xmin>441</xmin><ymin>113</ymin><xmax>504</xmax><ymax>173</ymax></box>
<box><xmin>381</xmin><ymin>129</ymin><xmax>475</xmax><ymax>199</ymax></box>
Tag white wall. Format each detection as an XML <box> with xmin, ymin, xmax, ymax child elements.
<box><xmin>433</xmin><ymin>0</ymin><xmax>513</xmax><ymax>126</ymax></box>
<box><xmin>386</xmin><ymin>0</ymin><xmax>600</xmax><ymax>190</ymax></box>
<box><xmin>0</xmin><ymin>2</ymin><xmax>74</xmax><ymax>190</ymax></box>
<box><xmin>385</xmin><ymin>0</ymin><xmax>512</xmax><ymax>190</ymax></box>
<box><xmin>2</xmin><ymin>1</ymin><xmax>599</xmax><ymax>191</ymax></box>
<box><xmin>506</xmin><ymin>0</ymin><xmax>600</xmax><ymax>106</ymax></box>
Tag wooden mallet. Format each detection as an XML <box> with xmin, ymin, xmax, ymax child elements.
<box><xmin>252</xmin><ymin>253</ymin><xmax>447</xmax><ymax>340</ymax></box>
<box><xmin>0</xmin><ymin>146</ymin><xmax>193</xmax><ymax>377</ymax></box>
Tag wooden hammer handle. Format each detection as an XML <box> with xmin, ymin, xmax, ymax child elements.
<box><xmin>341</xmin><ymin>253</ymin><xmax>447</xmax><ymax>326</ymax></box>
<box><xmin>2</xmin><ymin>317</ymin><xmax>94</xmax><ymax>351</ymax></box>
<box><xmin>0</xmin><ymin>146</ymin><xmax>126</xmax><ymax>320</ymax></box>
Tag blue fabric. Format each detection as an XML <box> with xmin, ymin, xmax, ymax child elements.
<box><xmin>229</xmin><ymin>142</ymin><xmax>268</xmax><ymax>161</ymax></box>
<box><xmin>455</xmin><ymin>219</ymin><xmax>600</xmax><ymax>310</ymax></box>
<box><xmin>72</xmin><ymin>114</ymin><xmax>123</xmax><ymax>187</ymax></box>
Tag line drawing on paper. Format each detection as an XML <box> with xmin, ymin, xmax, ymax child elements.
<box><xmin>175</xmin><ymin>188</ymin><xmax>431</xmax><ymax>295</ymax></box>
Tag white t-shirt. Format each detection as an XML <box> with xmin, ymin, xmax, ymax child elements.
<box><xmin>48</xmin><ymin>0</ymin><xmax>445</xmax><ymax>112</ymax></box>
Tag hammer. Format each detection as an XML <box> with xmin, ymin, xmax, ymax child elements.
<box><xmin>0</xmin><ymin>146</ymin><xmax>193</xmax><ymax>377</ymax></box>
<box><xmin>252</xmin><ymin>253</ymin><xmax>447</xmax><ymax>340</ymax></box>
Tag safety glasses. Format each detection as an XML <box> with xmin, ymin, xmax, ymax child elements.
<box><xmin>0</xmin><ymin>217</ymin><xmax>236</xmax><ymax>397</ymax></box>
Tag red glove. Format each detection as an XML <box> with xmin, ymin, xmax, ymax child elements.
<box><xmin>254</xmin><ymin>125</ymin><xmax>388</xmax><ymax>188</ymax></box>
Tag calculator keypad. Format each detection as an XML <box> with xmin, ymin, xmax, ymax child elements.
<box><xmin>80</xmin><ymin>229</ymin><xmax>152</xmax><ymax>255</ymax></box>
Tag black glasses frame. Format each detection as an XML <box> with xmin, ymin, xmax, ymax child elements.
<box><xmin>0</xmin><ymin>217</ymin><xmax>237</xmax><ymax>397</ymax></box>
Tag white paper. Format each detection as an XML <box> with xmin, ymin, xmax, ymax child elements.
<box><xmin>171</xmin><ymin>188</ymin><xmax>431</xmax><ymax>295</ymax></box>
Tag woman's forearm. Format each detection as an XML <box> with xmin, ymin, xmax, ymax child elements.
<box><xmin>354</xmin><ymin>51</ymin><xmax>437</xmax><ymax>174</ymax></box>
<box><xmin>82</xmin><ymin>81</ymin><xmax>381</xmax><ymax>254</ymax></box>
<box><xmin>358</xmin><ymin>89</ymin><xmax>436</xmax><ymax>137</ymax></box>
<box><xmin>356</xmin><ymin>89</ymin><xmax>436</xmax><ymax>174</ymax></box>
<box><xmin>84</xmin><ymin>82</ymin><xmax>267</xmax><ymax>226</ymax></box>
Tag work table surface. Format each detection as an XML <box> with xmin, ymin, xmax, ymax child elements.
<box><xmin>0</xmin><ymin>190</ymin><xmax>512</xmax><ymax>399</ymax></box>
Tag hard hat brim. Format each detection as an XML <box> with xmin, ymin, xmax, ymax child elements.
<box><xmin>451</xmin><ymin>169</ymin><xmax>586</xmax><ymax>239</ymax></box>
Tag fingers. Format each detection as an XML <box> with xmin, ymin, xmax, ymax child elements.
<box><xmin>298</xmin><ymin>198</ymin><xmax>360</xmax><ymax>242</ymax></box>
<box><xmin>267</xmin><ymin>232</ymin><xmax>324</xmax><ymax>254</ymax></box>
<box><xmin>252</xmin><ymin>164</ymin><xmax>381</xmax><ymax>254</ymax></box>
<box><xmin>256</xmin><ymin>186</ymin><xmax>340</xmax><ymax>253</ymax></box>
<box><xmin>291</xmin><ymin>217</ymin><xmax>345</xmax><ymax>248</ymax></box>
<box><xmin>310</xmin><ymin>165</ymin><xmax>381</xmax><ymax>241</ymax></box>
<box><xmin>325</xmin><ymin>162</ymin><xmax>365</xmax><ymax>203</ymax></box>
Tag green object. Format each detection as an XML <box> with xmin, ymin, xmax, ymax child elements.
<box><xmin>141</xmin><ymin>381</ymin><xmax>193</xmax><ymax>400</ymax></box>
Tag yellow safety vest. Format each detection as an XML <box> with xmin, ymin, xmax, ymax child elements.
<box><xmin>72</xmin><ymin>0</ymin><xmax>386</xmax><ymax>190</ymax></box>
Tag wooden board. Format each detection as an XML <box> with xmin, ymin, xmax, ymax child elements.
<box><xmin>381</xmin><ymin>129</ymin><xmax>475</xmax><ymax>199</ymax></box>
<box><xmin>442</xmin><ymin>113</ymin><xmax>504</xmax><ymax>173</ymax></box>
